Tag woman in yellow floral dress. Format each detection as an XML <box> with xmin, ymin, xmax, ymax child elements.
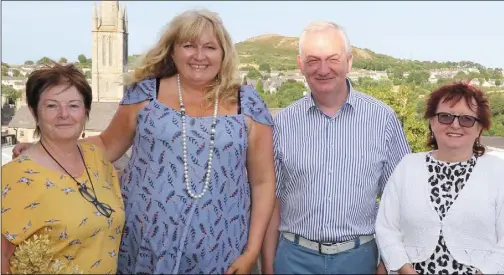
<box><xmin>1</xmin><ymin>64</ymin><xmax>125</xmax><ymax>274</ymax></box>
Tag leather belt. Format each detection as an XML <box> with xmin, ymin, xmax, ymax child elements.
<box><xmin>282</xmin><ymin>232</ymin><xmax>374</xmax><ymax>255</ymax></box>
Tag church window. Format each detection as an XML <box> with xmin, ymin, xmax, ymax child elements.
<box><xmin>109</xmin><ymin>36</ymin><xmax>113</xmax><ymax>66</ymax></box>
<box><xmin>102</xmin><ymin>36</ymin><xmax>106</xmax><ymax>66</ymax></box>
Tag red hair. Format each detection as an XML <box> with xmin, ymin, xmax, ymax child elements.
<box><xmin>424</xmin><ymin>82</ymin><xmax>491</xmax><ymax>156</ymax></box>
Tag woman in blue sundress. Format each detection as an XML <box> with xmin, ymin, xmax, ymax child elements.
<box><xmin>12</xmin><ymin>8</ymin><xmax>276</xmax><ymax>274</ymax></box>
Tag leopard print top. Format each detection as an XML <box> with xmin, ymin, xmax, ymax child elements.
<box><xmin>412</xmin><ymin>153</ymin><xmax>478</xmax><ymax>275</ymax></box>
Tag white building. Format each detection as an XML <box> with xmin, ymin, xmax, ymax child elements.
<box><xmin>1</xmin><ymin>145</ymin><xmax>15</xmax><ymax>166</ymax></box>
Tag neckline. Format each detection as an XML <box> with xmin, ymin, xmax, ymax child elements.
<box><xmin>152</xmin><ymin>77</ymin><xmax>244</xmax><ymax>119</ymax></box>
<box><xmin>427</xmin><ymin>151</ymin><xmax>476</xmax><ymax>166</ymax></box>
<box><xmin>20</xmin><ymin>146</ymin><xmax>91</xmax><ymax>180</ymax></box>
<box><xmin>150</xmin><ymin>98</ymin><xmax>244</xmax><ymax>119</ymax></box>
<box><xmin>39</xmin><ymin>141</ymin><xmax>94</xmax><ymax>191</ymax></box>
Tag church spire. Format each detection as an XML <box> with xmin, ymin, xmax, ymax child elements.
<box><xmin>92</xmin><ymin>2</ymin><xmax>99</xmax><ymax>30</ymax></box>
<box><xmin>99</xmin><ymin>0</ymin><xmax>119</xmax><ymax>26</ymax></box>
<box><xmin>123</xmin><ymin>6</ymin><xmax>128</xmax><ymax>33</ymax></box>
<box><xmin>117</xmin><ymin>5</ymin><xmax>123</xmax><ymax>32</ymax></box>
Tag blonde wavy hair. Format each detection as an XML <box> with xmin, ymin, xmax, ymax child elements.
<box><xmin>125</xmin><ymin>9</ymin><xmax>240</xmax><ymax>106</ymax></box>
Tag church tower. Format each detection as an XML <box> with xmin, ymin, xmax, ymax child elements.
<box><xmin>91</xmin><ymin>1</ymin><xmax>128</xmax><ymax>102</ymax></box>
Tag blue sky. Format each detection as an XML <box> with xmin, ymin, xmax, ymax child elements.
<box><xmin>2</xmin><ymin>1</ymin><xmax>503</xmax><ymax>68</ymax></box>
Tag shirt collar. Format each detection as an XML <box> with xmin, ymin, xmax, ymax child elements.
<box><xmin>304</xmin><ymin>78</ymin><xmax>356</xmax><ymax>112</ymax></box>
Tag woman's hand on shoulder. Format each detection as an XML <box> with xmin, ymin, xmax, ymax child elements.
<box><xmin>11</xmin><ymin>142</ymin><xmax>33</xmax><ymax>158</ymax></box>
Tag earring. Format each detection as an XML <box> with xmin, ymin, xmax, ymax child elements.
<box><xmin>81</xmin><ymin>132</ymin><xmax>86</xmax><ymax>138</ymax></box>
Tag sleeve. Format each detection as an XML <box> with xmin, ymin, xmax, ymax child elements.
<box><xmin>119</xmin><ymin>78</ymin><xmax>156</xmax><ymax>105</ymax></box>
<box><xmin>479</xmin><ymin>165</ymin><xmax>504</xmax><ymax>274</ymax></box>
<box><xmin>375</xmin><ymin>154</ymin><xmax>411</xmax><ymax>272</ymax></box>
<box><xmin>1</xmin><ymin>162</ymin><xmax>44</xmax><ymax>245</ymax></box>
<box><xmin>240</xmin><ymin>85</ymin><xmax>274</xmax><ymax>126</ymax></box>
<box><xmin>378</xmin><ymin>112</ymin><xmax>412</xmax><ymax>196</ymax></box>
<box><xmin>273</xmin><ymin>114</ymin><xmax>285</xmax><ymax>198</ymax></box>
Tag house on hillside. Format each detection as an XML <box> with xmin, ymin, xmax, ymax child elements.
<box><xmin>1</xmin><ymin>77</ymin><xmax>26</xmax><ymax>91</ymax></box>
<box><xmin>263</xmin><ymin>78</ymin><xmax>283</xmax><ymax>93</ymax></box>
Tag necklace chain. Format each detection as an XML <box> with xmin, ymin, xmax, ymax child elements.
<box><xmin>39</xmin><ymin>141</ymin><xmax>96</xmax><ymax>194</ymax></box>
<box><xmin>177</xmin><ymin>74</ymin><xmax>219</xmax><ymax>199</ymax></box>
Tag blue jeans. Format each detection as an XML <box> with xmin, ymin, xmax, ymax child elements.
<box><xmin>273</xmin><ymin>234</ymin><xmax>378</xmax><ymax>274</ymax></box>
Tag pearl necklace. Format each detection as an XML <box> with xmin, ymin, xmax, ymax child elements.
<box><xmin>177</xmin><ymin>74</ymin><xmax>219</xmax><ymax>199</ymax></box>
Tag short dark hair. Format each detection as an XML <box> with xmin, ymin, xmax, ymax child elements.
<box><xmin>25</xmin><ymin>63</ymin><xmax>92</xmax><ymax>137</ymax></box>
<box><xmin>424</xmin><ymin>82</ymin><xmax>491</xmax><ymax>156</ymax></box>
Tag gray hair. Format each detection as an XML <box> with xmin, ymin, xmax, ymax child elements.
<box><xmin>298</xmin><ymin>21</ymin><xmax>352</xmax><ymax>56</ymax></box>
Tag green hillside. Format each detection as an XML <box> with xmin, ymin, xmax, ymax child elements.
<box><xmin>235</xmin><ymin>34</ymin><xmax>491</xmax><ymax>73</ymax></box>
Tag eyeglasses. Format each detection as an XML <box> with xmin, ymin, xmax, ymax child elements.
<box><xmin>435</xmin><ymin>112</ymin><xmax>480</xmax><ymax>128</ymax></box>
<box><xmin>78</xmin><ymin>185</ymin><xmax>115</xmax><ymax>218</ymax></box>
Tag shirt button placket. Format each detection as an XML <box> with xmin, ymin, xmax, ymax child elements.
<box><xmin>322</xmin><ymin>118</ymin><xmax>333</xmax><ymax>238</ymax></box>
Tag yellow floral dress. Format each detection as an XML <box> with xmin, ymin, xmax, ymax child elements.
<box><xmin>1</xmin><ymin>142</ymin><xmax>125</xmax><ymax>274</ymax></box>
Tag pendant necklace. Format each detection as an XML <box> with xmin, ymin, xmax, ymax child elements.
<box><xmin>39</xmin><ymin>141</ymin><xmax>97</xmax><ymax>197</ymax></box>
<box><xmin>177</xmin><ymin>74</ymin><xmax>219</xmax><ymax>199</ymax></box>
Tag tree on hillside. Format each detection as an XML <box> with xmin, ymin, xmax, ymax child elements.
<box><xmin>454</xmin><ymin>71</ymin><xmax>467</xmax><ymax>81</ymax></box>
<box><xmin>85</xmin><ymin>71</ymin><xmax>92</xmax><ymax>79</ymax></box>
<box><xmin>256</xmin><ymin>79</ymin><xmax>264</xmax><ymax>94</ymax></box>
<box><xmin>393</xmin><ymin>85</ymin><xmax>429</xmax><ymax>152</ymax></box>
<box><xmin>2</xmin><ymin>85</ymin><xmax>22</xmax><ymax>103</ymax></box>
<box><xmin>246</xmin><ymin>67</ymin><xmax>262</xmax><ymax>79</ymax></box>
<box><xmin>478</xmin><ymin>78</ymin><xmax>485</xmax><ymax>86</ymax></box>
<box><xmin>78</xmin><ymin>54</ymin><xmax>88</xmax><ymax>64</ymax></box>
<box><xmin>274</xmin><ymin>80</ymin><xmax>306</xmax><ymax>107</ymax></box>
<box><xmin>437</xmin><ymin>78</ymin><xmax>452</xmax><ymax>86</ymax></box>
<box><xmin>36</xmin><ymin>57</ymin><xmax>53</xmax><ymax>65</ymax></box>
<box><xmin>1</xmin><ymin>64</ymin><xmax>9</xmax><ymax>76</ymax></box>
<box><xmin>12</xmin><ymin>70</ymin><xmax>21</xmax><ymax>77</ymax></box>
<box><xmin>496</xmin><ymin>79</ymin><xmax>502</xmax><ymax>87</ymax></box>
<box><xmin>259</xmin><ymin>63</ymin><xmax>271</xmax><ymax>73</ymax></box>
<box><xmin>59</xmin><ymin>57</ymin><xmax>68</xmax><ymax>63</ymax></box>
<box><xmin>492</xmin><ymin>69</ymin><xmax>503</xmax><ymax>80</ymax></box>
<box><xmin>487</xmin><ymin>115</ymin><xmax>504</xmax><ymax>136</ymax></box>
<box><xmin>24</xmin><ymin>60</ymin><xmax>34</xmax><ymax>65</ymax></box>
<box><xmin>479</xmin><ymin>68</ymin><xmax>491</xmax><ymax>81</ymax></box>
<box><xmin>406</xmin><ymin>71</ymin><xmax>430</xmax><ymax>85</ymax></box>
<box><xmin>489</xmin><ymin>93</ymin><xmax>504</xmax><ymax>117</ymax></box>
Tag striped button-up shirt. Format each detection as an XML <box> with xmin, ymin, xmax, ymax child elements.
<box><xmin>273</xmin><ymin>80</ymin><xmax>411</xmax><ymax>242</ymax></box>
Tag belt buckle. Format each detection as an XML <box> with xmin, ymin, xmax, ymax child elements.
<box><xmin>318</xmin><ymin>242</ymin><xmax>337</xmax><ymax>254</ymax></box>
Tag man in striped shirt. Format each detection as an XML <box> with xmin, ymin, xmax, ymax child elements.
<box><xmin>261</xmin><ymin>21</ymin><xmax>411</xmax><ymax>274</ymax></box>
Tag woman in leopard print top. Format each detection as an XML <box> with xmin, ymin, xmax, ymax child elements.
<box><xmin>412</xmin><ymin>154</ymin><xmax>479</xmax><ymax>275</ymax></box>
<box><xmin>376</xmin><ymin>82</ymin><xmax>504</xmax><ymax>275</ymax></box>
